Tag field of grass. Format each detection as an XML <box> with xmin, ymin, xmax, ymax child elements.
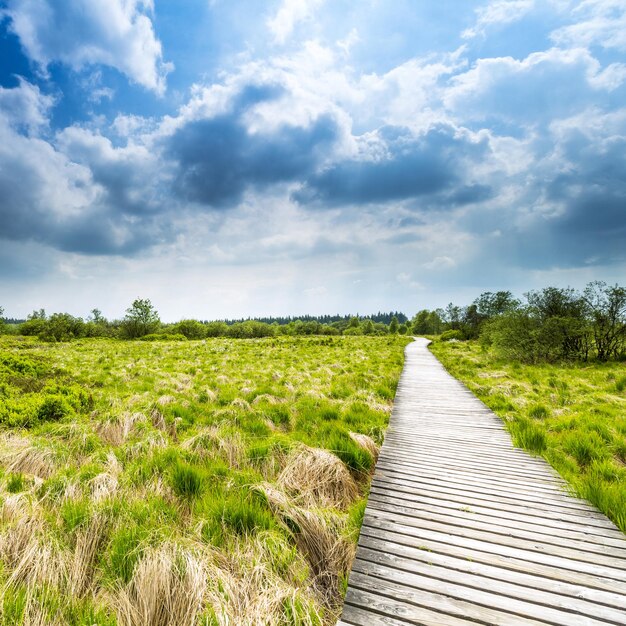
<box><xmin>430</xmin><ymin>340</ymin><xmax>626</xmax><ymax>533</ymax></box>
<box><xmin>0</xmin><ymin>334</ymin><xmax>410</xmax><ymax>625</ymax></box>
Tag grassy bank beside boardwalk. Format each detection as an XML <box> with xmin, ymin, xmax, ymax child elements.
<box><xmin>431</xmin><ymin>339</ymin><xmax>626</xmax><ymax>533</ymax></box>
<box><xmin>0</xmin><ymin>335</ymin><xmax>410</xmax><ymax>625</ymax></box>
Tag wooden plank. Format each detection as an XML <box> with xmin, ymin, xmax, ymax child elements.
<box><xmin>377</xmin><ymin>447</ymin><xmax>564</xmax><ymax>482</ymax></box>
<box><xmin>360</xmin><ymin>520</ymin><xmax>626</xmax><ymax>598</ymax></box>
<box><xmin>357</xmin><ymin>534</ymin><xmax>626</xmax><ymax>615</ymax></box>
<box><xmin>351</xmin><ymin>554</ymin><xmax>616</xmax><ymax>625</ymax></box>
<box><xmin>366</xmin><ymin>481</ymin><xmax>626</xmax><ymax>548</ymax></box>
<box><xmin>346</xmin><ymin>571</ymin><xmax>551</xmax><ymax>625</ymax></box>
<box><xmin>340</xmin><ymin>338</ymin><xmax>626</xmax><ymax>625</ymax></box>
<box><xmin>363</xmin><ymin>510</ymin><xmax>626</xmax><ymax>582</ymax></box>
<box><xmin>366</xmin><ymin>490</ymin><xmax>626</xmax><ymax>558</ymax></box>
<box><xmin>369</xmin><ymin>475</ymin><xmax>626</xmax><ymax>536</ymax></box>
<box><xmin>342</xmin><ymin>589</ymin><xmax>478</xmax><ymax>626</ymax></box>
<box><xmin>370</xmin><ymin>472</ymin><xmax>617</xmax><ymax>529</ymax></box>
<box><xmin>364</xmin><ymin>503</ymin><xmax>626</xmax><ymax>576</ymax></box>
<box><xmin>373</xmin><ymin>461</ymin><xmax>591</xmax><ymax>510</ymax></box>
<box><xmin>374</xmin><ymin>457</ymin><xmax>571</xmax><ymax>493</ymax></box>
<box><xmin>371</xmin><ymin>468</ymin><xmax>613</xmax><ymax>522</ymax></box>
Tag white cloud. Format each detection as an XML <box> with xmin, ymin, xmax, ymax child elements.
<box><xmin>267</xmin><ymin>0</ymin><xmax>325</xmax><ymax>44</ymax></box>
<box><xmin>0</xmin><ymin>78</ymin><xmax>54</xmax><ymax>133</ymax></box>
<box><xmin>551</xmin><ymin>0</ymin><xmax>626</xmax><ymax>51</ymax></box>
<box><xmin>445</xmin><ymin>47</ymin><xmax>626</xmax><ymax>123</ymax></box>
<box><xmin>337</xmin><ymin>28</ymin><xmax>360</xmax><ymax>56</ymax></box>
<box><xmin>422</xmin><ymin>256</ymin><xmax>457</xmax><ymax>270</ymax></box>
<box><xmin>462</xmin><ymin>0</ymin><xmax>536</xmax><ymax>39</ymax></box>
<box><xmin>4</xmin><ymin>0</ymin><xmax>172</xmax><ymax>94</ymax></box>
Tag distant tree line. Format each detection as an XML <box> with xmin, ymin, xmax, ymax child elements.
<box><xmin>3</xmin><ymin>282</ymin><xmax>623</xmax><ymax>361</ymax></box>
<box><xmin>221</xmin><ymin>311</ymin><xmax>408</xmax><ymax>326</ymax></box>
<box><xmin>412</xmin><ymin>282</ymin><xmax>626</xmax><ymax>363</ymax></box>
<box><xmin>0</xmin><ymin>300</ymin><xmax>411</xmax><ymax>341</ymax></box>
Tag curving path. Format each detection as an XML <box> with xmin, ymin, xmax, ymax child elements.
<box><xmin>338</xmin><ymin>338</ymin><xmax>626</xmax><ymax>625</ymax></box>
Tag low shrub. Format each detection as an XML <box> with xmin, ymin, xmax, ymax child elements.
<box><xmin>439</xmin><ymin>329</ymin><xmax>463</xmax><ymax>342</ymax></box>
<box><xmin>36</xmin><ymin>394</ymin><xmax>73</xmax><ymax>422</ymax></box>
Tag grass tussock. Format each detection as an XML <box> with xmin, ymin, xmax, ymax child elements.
<box><xmin>0</xmin><ymin>436</ymin><xmax>58</xmax><ymax>479</ymax></box>
<box><xmin>260</xmin><ymin>485</ymin><xmax>355</xmax><ymax>609</ymax></box>
<box><xmin>277</xmin><ymin>446</ymin><xmax>359</xmax><ymax>510</ymax></box>
<box><xmin>113</xmin><ymin>543</ymin><xmax>207</xmax><ymax>626</ymax></box>
<box><xmin>205</xmin><ymin>533</ymin><xmax>322</xmax><ymax>626</ymax></box>
<box><xmin>348</xmin><ymin>432</ymin><xmax>380</xmax><ymax>462</ymax></box>
<box><xmin>97</xmin><ymin>413</ymin><xmax>143</xmax><ymax>446</ymax></box>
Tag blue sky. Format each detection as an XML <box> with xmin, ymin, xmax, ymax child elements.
<box><xmin>0</xmin><ymin>0</ymin><xmax>625</xmax><ymax>321</ymax></box>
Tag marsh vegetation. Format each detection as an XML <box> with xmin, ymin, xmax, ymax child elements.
<box><xmin>0</xmin><ymin>335</ymin><xmax>409</xmax><ymax>625</ymax></box>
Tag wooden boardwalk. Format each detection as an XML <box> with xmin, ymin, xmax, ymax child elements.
<box><xmin>338</xmin><ymin>338</ymin><xmax>626</xmax><ymax>625</ymax></box>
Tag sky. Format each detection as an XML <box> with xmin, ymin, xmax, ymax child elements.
<box><xmin>0</xmin><ymin>0</ymin><xmax>625</xmax><ymax>321</ymax></box>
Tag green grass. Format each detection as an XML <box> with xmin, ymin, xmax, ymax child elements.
<box><xmin>430</xmin><ymin>339</ymin><xmax>626</xmax><ymax>533</ymax></box>
<box><xmin>0</xmin><ymin>334</ymin><xmax>409</xmax><ymax>624</ymax></box>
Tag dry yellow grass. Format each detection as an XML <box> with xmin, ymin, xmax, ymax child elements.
<box><xmin>97</xmin><ymin>412</ymin><xmax>143</xmax><ymax>446</ymax></box>
<box><xmin>277</xmin><ymin>446</ymin><xmax>359</xmax><ymax>510</ymax></box>
<box><xmin>182</xmin><ymin>425</ymin><xmax>246</xmax><ymax>469</ymax></box>
<box><xmin>113</xmin><ymin>543</ymin><xmax>207</xmax><ymax>626</ymax></box>
<box><xmin>348</xmin><ymin>432</ymin><xmax>380</xmax><ymax>462</ymax></box>
<box><xmin>68</xmin><ymin>512</ymin><xmax>109</xmax><ymax>597</ymax></box>
<box><xmin>0</xmin><ymin>435</ymin><xmax>58</xmax><ymax>479</ymax></box>
<box><xmin>260</xmin><ymin>486</ymin><xmax>355</xmax><ymax>608</ymax></box>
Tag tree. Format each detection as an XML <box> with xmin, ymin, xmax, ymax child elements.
<box><xmin>584</xmin><ymin>281</ymin><xmax>626</xmax><ymax>361</ymax></box>
<box><xmin>121</xmin><ymin>299</ymin><xmax>160</xmax><ymax>339</ymax></box>
<box><xmin>348</xmin><ymin>316</ymin><xmax>360</xmax><ymax>329</ymax></box>
<box><xmin>411</xmin><ymin>309</ymin><xmax>443</xmax><ymax>335</ymax></box>
<box><xmin>389</xmin><ymin>316</ymin><xmax>399</xmax><ymax>334</ymax></box>
<box><xmin>361</xmin><ymin>319</ymin><xmax>375</xmax><ymax>335</ymax></box>
<box><xmin>19</xmin><ymin>309</ymin><xmax>48</xmax><ymax>336</ymax></box>
<box><xmin>38</xmin><ymin>313</ymin><xmax>85</xmax><ymax>342</ymax></box>
<box><xmin>474</xmin><ymin>291</ymin><xmax>519</xmax><ymax>318</ymax></box>
<box><xmin>444</xmin><ymin>303</ymin><xmax>462</xmax><ymax>330</ymax></box>
<box><xmin>89</xmin><ymin>309</ymin><xmax>105</xmax><ymax>323</ymax></box>
<box><xmin>525</xmin><ymin>286</ymin><xmax>590</xmax><ymax>360</ymax></box>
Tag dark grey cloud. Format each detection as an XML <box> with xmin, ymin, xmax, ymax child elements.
<box><xmin>57</xmin><ymin>128</ymin><xmax>166</xmax><ymax>218</ymax></box>
<box><xmin>449</xmin><ymin>183</ymin><xmax>494</xmax><ymax>206</ymax></box>
<box><xmin>166</xmin><ymin>85</ymin><xmax>339</xmax><ymax>208</ymax></box>
<box><xmin>293</xmin><ymin>124</ymin><xmax>490</xmax><ymax>207</ymax></box>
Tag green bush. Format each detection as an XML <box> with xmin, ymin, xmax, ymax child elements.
<box><xmin>36</xmin><ymin>395</ymin><xmax>73</xmax><ymax>422</ymax></box>
<box><xmin>439</xmin><ymin>329</ymin><xmax>463</xmax><ymax>342</ymax></box>
<box><xmin>170</xmin><ymin>319</ymin><xmax>207</xmax><ymax>339</ymax></box>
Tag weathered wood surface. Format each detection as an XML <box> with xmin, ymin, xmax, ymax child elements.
<box><xmin>338</xmin><ymin>338</ymin><xmax>626</xmax><ymax>625</ymax></box>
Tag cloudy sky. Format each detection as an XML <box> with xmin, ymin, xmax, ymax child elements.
<box><xmin>0</xmin><ymin>0</ymin><xmax>625</xmax><ymax>321</ymax></box>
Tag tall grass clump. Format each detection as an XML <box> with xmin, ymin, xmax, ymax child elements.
<box><xmin>170</xmin><ymin>461</ymin><xmax>204</xmax><ymax>501</ymax></box>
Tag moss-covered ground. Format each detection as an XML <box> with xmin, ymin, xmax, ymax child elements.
<box><xmin>0</xmin><ymin>335</ymin><xmax>410</xmax><ymax>625</ymax></box>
